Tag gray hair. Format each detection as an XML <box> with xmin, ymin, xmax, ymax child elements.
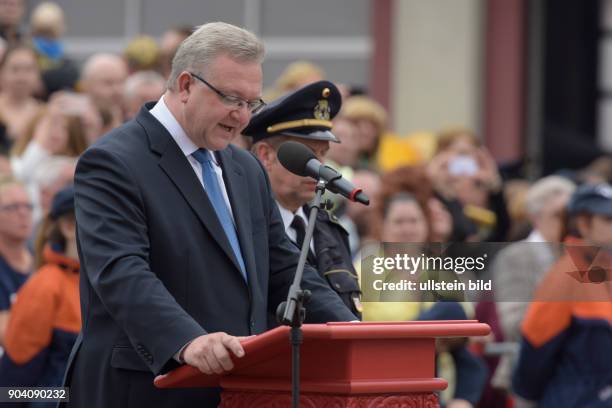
<box><xmin>167</xmin><ymin>21</ymin><xmax>265</xmax><ymax>90</ymax></box>
<box><xmin>525</xmin><ymin>175</ymin><xmax>576</xmax><ymax>216</ymax></box>
<box><xmin>124</xmin><ymin>70</ymin><xmax>166</xmax><ymax>100</ymax></box>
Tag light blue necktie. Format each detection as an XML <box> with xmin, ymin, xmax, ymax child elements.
<box><xmin>192</xmin><ymin>149</ymin><xmax>247</xmax><ymax>282</ymax></box>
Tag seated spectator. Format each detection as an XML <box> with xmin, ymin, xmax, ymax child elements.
<box><xmin>0</xmin><ymin>186</ymin><xmax>80</xmax><ymax>387</ymax></box>
<box><xmin>30</xmin><ymin>1</ymin><xmax>79</xmax><ymax>97</ymax></box>
<box><xmin>79</xmin><ymin>53</ymin><xmax>128</xmax><ymax>128</ymax></box>
<box><xmin>0</xmin><ymin>45</ymin><xmax>43</xmax><ymax>147</ymax></box>
<box><xmin>124</xmin><ymin>70</ymin><xmax>165</xmax><ymax>120</ymax></box>
<box><xmin>0</xmin><ymin>177</ymin><xmax>33</xmax><ymax>346</ymax></box>
<box><xmin>513</xmin><ymin>183</ymin><xmax>612</xmax><ymax>407</ymax></box>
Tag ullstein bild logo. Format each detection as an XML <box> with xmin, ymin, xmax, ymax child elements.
<box><xmin>565</xmin><ymin>245</ymin><xmax>612</xmax><ymax>284</ymax></box>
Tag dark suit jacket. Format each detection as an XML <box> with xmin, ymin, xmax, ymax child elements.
<box><xmin>63</xmin><ymin>103</ymin><xmax>356</xmax><ymax>408</ymax></box>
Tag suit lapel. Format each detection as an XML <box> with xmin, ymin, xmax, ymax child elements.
<box><xmin>218</xmin><ymin>148</ymin><xmax>258</xmax><ymax>288</ymax></box>
<box><xmin>136</xmin><ymin>105</ymin><xmax>244</xmax><ymax>276</ymax></box>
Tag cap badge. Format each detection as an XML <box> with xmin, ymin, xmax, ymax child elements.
<box><xmin>314</xmin><ymin>99</ymin><xmax>331</xmax><ymax>120</ymax></box>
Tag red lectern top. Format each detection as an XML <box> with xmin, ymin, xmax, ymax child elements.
<box><xmin>154</xmin><ymin>320</ymin><xmax>489</xmax><ymax>395</ymax></box>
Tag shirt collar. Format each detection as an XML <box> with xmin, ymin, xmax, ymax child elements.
<box><xmin>149</xmin><ymin>96</ymin><xmax>218</xmax><ymax>165</ymax></box>
<box><xmin>277</xmin><ymin>202</ymin><xmax>309</xmax><ymax>234</ymax></box>
<box><xmin>526</xmin><ymin>229</ymin><xmax>546</xmax><ymax>243</ymax></box>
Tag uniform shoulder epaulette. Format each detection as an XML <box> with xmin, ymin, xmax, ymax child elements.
<box><xmin>318</xmin><ymin>208</ymin><xmax>343</xmax><ymax>226</ymax></box>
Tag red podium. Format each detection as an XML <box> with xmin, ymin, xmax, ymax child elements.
<box><xmin>155</xmin><ymin>321</ymin><xmax>490</xmax><ymax>407</ymax></box>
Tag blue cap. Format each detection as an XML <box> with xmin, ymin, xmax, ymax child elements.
<box><xmin>50</xmin><ymin>186</ymin><xmax>75</xmax><ymax>220</ymax></box>
<box><xmin>567</xmin><ymin>183</ymin><xmax>612</xmax><ymax>216</ymax></box>
<box><xmin>243</xmin><ymin>80</ymin><xmax>341</xmax><ymax>143</ymax></box>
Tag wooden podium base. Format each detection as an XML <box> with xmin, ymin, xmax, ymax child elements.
<box><xmin>220</xmin><ymin>390</ymin><xmax>439</xmax><ymax>407</ymax></box>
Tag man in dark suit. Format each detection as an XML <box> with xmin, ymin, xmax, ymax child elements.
<box><xmin>245</xmin><ymin>81</ymin><xmax>362</xmax><ymax>318</ymax></box>
<box><xmin>64</xmin><ymin>22</ymin><xmax>356</xmax><ymax>408</ymax></box>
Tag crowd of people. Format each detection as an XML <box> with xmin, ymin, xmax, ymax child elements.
<box><xmin>0</xmin><ymin>2</ymin><xmax>608</xmax><ymax>408</ymax></box>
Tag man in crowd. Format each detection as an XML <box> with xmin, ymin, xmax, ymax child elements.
<box><xmin>124</xmin><ymin>70</ymin><xmax>165</xmax><ymax>120</ymax></box>
<box><xmin>490</xmin><ymin>175</ymin><xmax>575</xmax><ymax>391</ymax></box>
<box><xmin>79</xmin><ymin>53</ymin><xmax>128</xmax><ymax>127</ymax></box>
<box><xmin>0</xmin><ymin>177</ymin><xmax>32</xmax><ymax>347</ymax></box>
<box><xmin>65</xmin><ymin>22</ymin><xmax>356</xmax><ymax>408</ymax></box>
<box><xmin>245</xmin><ymin>80</ymin><xmax>362</xmax><ymax>317</ymax></box>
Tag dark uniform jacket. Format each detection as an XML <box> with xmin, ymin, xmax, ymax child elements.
<box><xmin>309</xmin><ymin>207</ymin><xmax>362</xmax><ymax>318</ymax></box>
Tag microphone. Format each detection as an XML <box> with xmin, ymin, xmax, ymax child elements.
<box><xmin>277</xmin><ymin>141</ymin><xmax>370</xmax><ymax>205</ymax></box>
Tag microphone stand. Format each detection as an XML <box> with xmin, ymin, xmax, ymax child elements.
<box><xmin>276</xmin><ymin>178</ymin><xmax>332</xmax><ymax>408</ymax></box>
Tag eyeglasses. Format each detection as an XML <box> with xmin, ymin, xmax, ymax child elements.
<box><xmin>189</xmin><ymin>72</ymin><xmax>266</xmax><ymax>114</ymax></box>
<box><xmin>0</xmin><ymin>202</ymin><xmax>33</xmax><ymax>212</ymax></box>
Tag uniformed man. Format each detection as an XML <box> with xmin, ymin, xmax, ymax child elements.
<box><xmin>244</xmin><ymin>80</ymin><xmax>362</xmax><ymax>318</ymax></box>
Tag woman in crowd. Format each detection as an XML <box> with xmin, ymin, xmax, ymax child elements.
<box><xmin>0</xmin><ymin>186</ymin><xmax>80</xmax><ymax>390</ymax></box>
<box><xmin>341</xmin><ymin>95</ymin><xmax>387</xmax><ymax>170</ymax></box>
<box><xmin>342</xmin><ymin>96</ymin><xmax>421</xmax><ymax>172</ymax></box>
<box><xmin>361</xmin><ymin>171</ymin><xmax>486</xmax><ymax>408</ymax></box>
<box><xmin>10</xmin><ymin>91</ymin><xmax>87</xmax><ymax>186</ymax></box>
<box><xmin>0</xmin><ymin>45</ymin><xmax>43</xmax><ymax>153</ymax></box>
<box><xmin>363</xmin><ymin>166</ymin><xmax>456</xmax><ymax>318</ymax></box>
<box><xmin>427</xmin><ymin>128</ymin><xmax>509</xmax><ymax>242</ymax></box>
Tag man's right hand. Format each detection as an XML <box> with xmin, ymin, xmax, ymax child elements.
<box><xmin>181</xmin><ymin>332</ymin><xmax>246</xmax><ymax>374</ymax></box>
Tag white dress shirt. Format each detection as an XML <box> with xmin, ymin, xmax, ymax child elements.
<box><xmin>276</xmin><ymin>203</ymin><xmax>315</xmax><ymax>253</ymax></box>
<box><xmin>149</xmin><ymin>96</ymin><xmax>237</xmax><ymax>225</ymax></box>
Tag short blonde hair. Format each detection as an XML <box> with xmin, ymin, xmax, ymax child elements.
<box><xmin>341</xmin><ymin>95</ymin><xmax>387</xmax><ymax>131</ymax></box>
<box><xmin>275</xmin><ymin>60</ymin><xmax>325</xmax><ymax>92</ymax></box>
<box><xmin>123</xmin><ymin>35</ymin><xmax>159</xmax><ymax>71</ymax></box>
<box><xmin>31</xmin><ymin>2</ymin><xmax>65</xmax><ymax>38</ymax></box>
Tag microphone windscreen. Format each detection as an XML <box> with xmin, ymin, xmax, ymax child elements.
<box><xmin>277</xmin><ymin>141</ymin><xmax>317</xmax><ymax>177</ymax></box>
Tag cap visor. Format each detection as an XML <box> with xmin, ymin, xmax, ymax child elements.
<box><xmin>281</xmin><ymin>130</ymin><xmax>340</xmax><ymax>143</ymax></box>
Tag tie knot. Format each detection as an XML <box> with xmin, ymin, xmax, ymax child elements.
<box><xmin>291</xmin><ymin>215</ymin><xmax>306</xmax><ymax>231</ymax></box>
<box><xmin>192</xmin><ymin>148</ymin><xmax>212</xmax><ymax>165</ymax></box>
